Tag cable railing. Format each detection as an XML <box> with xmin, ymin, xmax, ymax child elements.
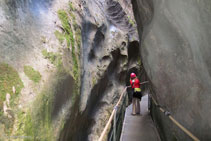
<box><xmin>149</xmin><ymin>94</ymin><xmax>200</xmax><ymax>141</ymax></box>
<box><xmin>99</xmin><ymin>82</ymin><xmax>200</xmax><ymax>141</ymax></box>
<box><xmin>98</xmin><ymin>87</ymin><xmax>128</xmax><ymax>141</ymax></box>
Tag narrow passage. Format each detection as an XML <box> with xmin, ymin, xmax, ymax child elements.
<box><xmin>120</xmin><ymin>94</ymin><xmax>161</xmax><ymax>141</ymax></box>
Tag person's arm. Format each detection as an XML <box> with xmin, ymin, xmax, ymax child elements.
<box><xmin>130</xmin><ymin>79</ymin><xmax>135</xmax><ymax>88</ymax></box>
<box><xmin>130</xmin><ymin>80</ymin><xmax>132</xmax><ymax>87</ymax></box>
<box><xmin>136</xmin><ymin>78</ymin><xmax>140</xmax><ymax>87</ymax></box>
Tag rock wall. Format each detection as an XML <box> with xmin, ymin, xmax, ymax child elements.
<box><xmin>0</xmin><ymin>0</ymin><xmax>81</xmax><ymax>140</ymax></box>
<box><xmin>0</xmin><ymin>0</ymin><xmax>140</xmax><ymax>140</ymax></box>
<box><xmin>132</xmin><ymin>0</ymin><xmax>211</xmax><ymax>140</ymax></box>
<box><xmin>59</xmin><ymin>0</ymin><xmax>140</xmax><ymax>140</ymax></box>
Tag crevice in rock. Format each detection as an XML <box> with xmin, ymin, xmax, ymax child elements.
<box><xmin>88</xmin><ymin>25</ymin><xmax>107</xmax><ymax>61</ymax></box>
<box><xmin>128</xmin><ymin>41</ymin><xmax>140</xmax><ymax>63</ymax></box>
<box><xmin>106</xmin><ymin>0</ymin><xmax>136</xmax><ymax>35</ymax></box>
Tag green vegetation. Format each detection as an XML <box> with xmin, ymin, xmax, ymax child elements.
<box><xmin>0</xmin><ymin>63</ymin><xmax>23</xmax><ymax>134</ymax></box>
<box><xmin>42</xmin><ymin>49</ymin><xmax>62</xmax><ymax>69</ymax></box>
<box><xmin>24</xmin><ymin>66</ymin><xmax>42</xmax><ymax>83</ymax></box>
<box><xmin>69</xmin><ymin>2</ymin><xmax>75</xmax><ymax>11</ymax></box>
<box><xmin>75</xmin><ymin>28</ymin><xmax>81</xmax><ymax>50</ymax></box>
<box><xmin>54</xmin><ymin>31</ymin><xmax>65</xmax><ymax>44</ymax></box>
<box><xmin>56</xmin><ymin>5</ymin><xmax>81</xmax><ymax>102</ymax></box>
<box><xmin>70</xmin><ymin>12</ymin><xmax>76</xmax><ymax>20</ymax></box>
<box><xmin>15</xmin><ymin>69</ymin><xmax>76</xmax><ymax>140</ymax></box>
<box><xmin>57</xmin><ymin>10</ymin><xmax>73</xmax><ymax>48</ymax></box>
<box><xmin>56</xmin><ymin>8</ymin><xmax>80</xmax><ymax>80</ymax></box>
<box><xmin>0</xmin><ymin>64</ymin><xmax>23</xmax><ymax>99</ymax></box>
<box><xmin>137</xmin><ymin>58</ymin><xmax>142</xmax><ymax>70</ymax></box>
<box><xmin>73</xmin><ymin>20</ymin><xmax>78</xmax><ymax>30</ymax></box>
<box><xmin>15</xmin><ymin>88</ymin><xmax>54</xmax><ymax>141</ymax></box>
<box><xmin>128</xmin><ymin>16</ymin><xmax>135</xmax><ymax>26</ymax></box>
<box><xmin>0</xmin><ymin>114</ymin><xmax>14</xmax><ymax>135</ymax></box>
<box><xmin>92</xmin><ymin>77</ymin><xmax>97</xmax><ymax>86</ymax></box>
<box><xmin>0</xmin><ymin>63</ymin><xmax>23</xmax><ymax>101</ymax></box>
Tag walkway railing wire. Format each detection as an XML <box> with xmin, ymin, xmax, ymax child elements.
<box><xmin>149</xmin><ymin>95</ymin><xmax>200</xmax><ymax>141</ymax></box>
<box><xmin>98</xmin><ymin>87</ymin><xmax>128</xmax><ymax>141</ymax></box>
<box><xmin>99</xmin><ymin>82</ymin><xmax>200</xmax><ymax>141</ymax></box>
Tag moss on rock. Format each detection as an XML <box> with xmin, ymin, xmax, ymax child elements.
<box><xmin>15</xmin><ymin>84</ymin><xmax>56</xmax><ymax>140</ymax></box>
<box><xmin>55</xmin><ymin>4</ymin><xmax>81</xmax><ymax>109</ymax></box>
<box><xmin>15</xmin><ymin>68</ymin><xmax>75</xmax><ymax>140</ymax></box>
<box><xmin>69</xmin><ymin>2</ymin><xmax>75</xmax><ymax>11</ymax></box>
<box><xmin>0</xmin><ymin>63</ymin><xmax>23</xmax><ymax>101</ymax></box>
<box><xmin>24</xmin><ymin>66</ymin><xmax>42</xmax><ymax>83</ymax></box>
<box><xmin>57</xmin><ymin>10</ymin><xmax>74</xmax><ymax>48</ymax></box>
<box><xmin>42</xmin><ymin>49</ymin><xmax>62</xmax><ymax>69</ymax></box>
<box><xmin>54</xmin><ymin>31</ymin><xmax>65</xmax><ymax>44</ymax></box>
<box><xmin>0</xmin><ymin>63</ymin><xmax>23</xmax><ymax>135</ymax></box>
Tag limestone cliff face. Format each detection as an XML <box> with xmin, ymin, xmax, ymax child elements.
<box><xmin>132</xmin><ymin>0</ymin><xmax>211</xmax><ymax>140</ymax></box>
<box><xmin>0</xmin><ymin>0</ymin><xmax>81</xmax><ymax>140</ymax></box>
<box><xmin>0</xmin><ymin>0</ymin><xmax>140</xmax><ymax>140</ymax></box>
<box><xmin>60</xmin><ymin>0</ymin><xmax>140</xmax><ymax>140</ymax></box>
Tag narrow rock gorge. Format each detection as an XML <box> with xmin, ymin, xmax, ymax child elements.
<box><xmin>0</xmin><ymin>0</ymin><xmax>211</xmax><ymax>140</ymax></box>
<box><xmin>0</xmin><ymin>0</ymin><xmax>140</xmax><ymax>140</ymax></box>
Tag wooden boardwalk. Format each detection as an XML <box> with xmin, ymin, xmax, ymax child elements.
<box><xmin>120</xmin><ymin>95</ymin><xmax>161</xmax><ymax>141</ymax></box>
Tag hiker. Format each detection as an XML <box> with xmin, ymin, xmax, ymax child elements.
<box><xmin>130</xmin><ymin>72</ymin><xmax>142</xmax><ymax>115</ymax></box>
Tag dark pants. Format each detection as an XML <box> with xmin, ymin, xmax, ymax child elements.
<box><xmin>133</xmin><ymin>91</ymin><xmax>142</xmax><ymax>100</ymax></box>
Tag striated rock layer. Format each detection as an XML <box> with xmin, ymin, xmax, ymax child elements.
<box><xmin>59</xmin><ymin>0</ymin><xmax>140</xmax><ymax>140</ymax></box>
<box><xmin>132</xmin><ymin>0</ymin><xmax>211</xmax><ymax>140</ymax></box>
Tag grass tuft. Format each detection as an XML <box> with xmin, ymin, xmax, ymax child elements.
<box><xmin>42</xmin><ymin>49</ymin><xmax>62</xmax><ymax>70</ymax></box>
<box><xmin>69</xmin><ymin>2</ymin><xmax>75</xmax><ymax>11</ymax></box>
<box><xmin>54</xmin><ymin>31</ymin><xmax>65</xmax><ymax>44</ymax></box>
<box><xmin>24</xmin><ymin>66</ymin><xmax>42</xmax><ymax>83</ymax></box>
<box><xmin>0</xmin><ymin>63</ymin><xmax>23</xmax><ymax>134</ymax></box>
<box><xmin>57</xmin><ymin>10</ymin><xmax>73</xmax><ymax>48</ymax></box>
<box><xmin>16</xmin><ymin>89</ymin><xmax>54</xmax><ymax>141</ymax></box>
<box><xmin>56</xmin><ymin>8</ymin><xmax>82</xmax><ymax>101</ymax></box>
<box><xmin>0</xmin><ymin>63</ymin><xmax>23</xmax><ymax>100</ymax></box>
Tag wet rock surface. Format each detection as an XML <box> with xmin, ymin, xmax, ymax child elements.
<box><xmin>132</xmin><ymin>0</ymin><xmax>211</xmax><ymax>140</ymax></box>
<box><xmin>60</xmin><ymin>0</ymin><xmax>140</xmax><ymax>140</ymax></box>
<box><xmin>0</xmin><ymin>0</ymin><xmax>140</xmax><ymax>140</ymax></box>
<box><xmin>0</xmin><ymin>0</ymin><xmax>78</xmax><ymax>139</ymax></box>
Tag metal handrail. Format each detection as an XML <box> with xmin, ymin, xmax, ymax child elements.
<box><xmin>99</xmin><ymin>81</ymin><xmax>148</xmax><ymax>141</ymax></box>
<box><xmin>98</xmin><ymin>84</ymin><xmax>200</xmax><ymax>141</ymax></box>
<box><xmin>150</xmin><ymin>95</ymin><xmax>200</xmax><ymax>141</ymax></box>
<box><xmin>98</xmin><ymin>87</ymin><xmax>127</xmax><ymax>141</ymax></box>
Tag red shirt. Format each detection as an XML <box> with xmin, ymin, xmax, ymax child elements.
<box><xmin>130</xmin><ymin>78</ymin><xmax>140</xmax><ymax>88</ymax></box>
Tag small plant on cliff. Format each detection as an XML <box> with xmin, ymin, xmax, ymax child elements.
<box><xmin>57</xmin><ymin>10</ymin><xmax>75</xmax><ymax>48</ymax></box>
<box><xmin>69</xmin><ymin>2</ymin><xmax>75</xmax><ymax>11</ymax></box>
<box><xmin>24</xmin><ymin>66</ymin><xmax>42</xmax><ymax>83</ymax></box>
<box><xmin>57</xmin><ymin>9</ymin><xmax>79</xmax><ymax>79</ymax></box>
<box><xmin>42</xmin><ymin>49</ymin><xmax>62</xmax><ymax>69</ymax></box>
<box><xmin>0</xmin><ymin>64</ymin><xmax>23</xmax><ymax>106</ymax></box>
<box><xmin>18</xmin><ymin>89</ymin><xmax>54</xmax><ymax>140</ymax></box>
<box><xmin>75</xmin><ymin>28</ymin><xmax>81</xmax><ymax>50</ymax></box>
<box><xmin>57</xmin><ymin>8</ymin><xmax>81</xmax><ymax>103</ymax></box>
<box><xmin>0</xmin><ymin>63</ymin><xmax>23</xmax><ymax>134</ymax></box>
<box><xmin>92</xmin><ymin>76</ymin><xmax>97</xmax><ymax>86</ymax></box>
<box><xmin>54</xmin><ymin>31</ymin><xmax>65</xmax><ymax>44</ymax></box>
<box><xmin>0</xmin><ymin>63</ymin><xmax>23</xmax><ymax>101</ymax></box>
<box><xmin>128</xmin><ymin>16</ymin><xmax>135</xmax><ymax>26</ymax></box>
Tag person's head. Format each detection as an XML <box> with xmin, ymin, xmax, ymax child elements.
<box><xmin>130</xmin><ymin>73</ymin><xmax>136</xmax><ymax>80</ymax></box>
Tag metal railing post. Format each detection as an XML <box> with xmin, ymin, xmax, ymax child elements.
<box><xmin>98</xmin><ymin>87</ymin><xmax>127</xmax><ymax>141</ymax></box>
<box><xmin>113</xmin><ymin>107</ymin><xmax>117</xmax><ymax>141</ymax></box>
<box><xmin>150</xmin><ymin>95</ymin><xmax>200</xmax><ymax>141</ymax></box>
